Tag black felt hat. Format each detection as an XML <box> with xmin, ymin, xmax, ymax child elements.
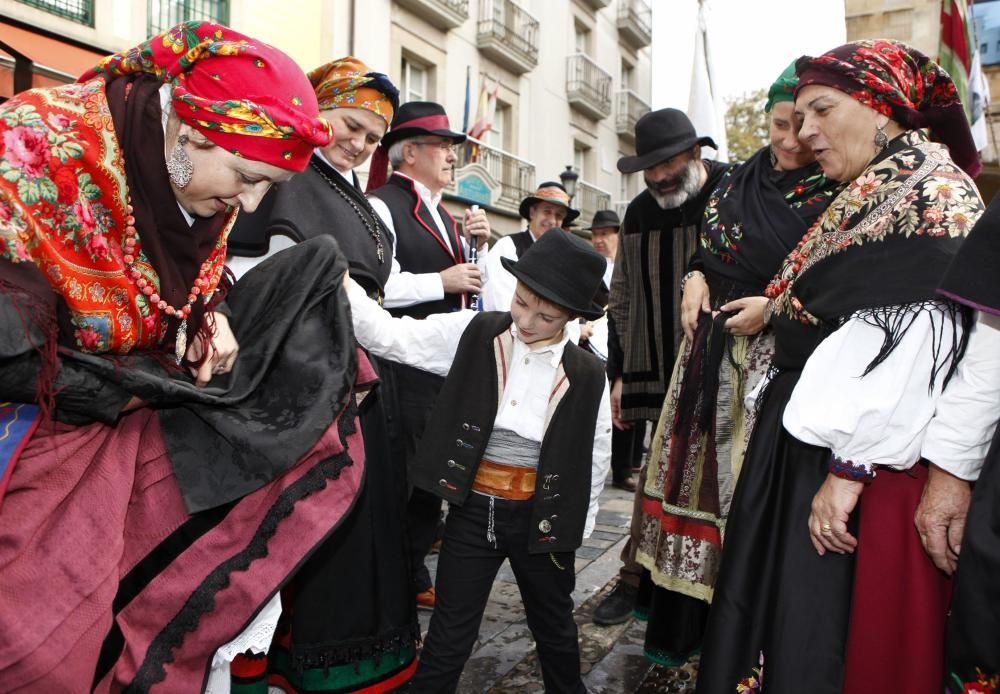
<box><xmin>616</xmin><ymin>108</ymin><xmax>717</xmax><ymax>174</ymax></box>
<box><xmin>500</xmin><ymin>230</ymin><xmax>606</xmax><ymax>320</ymax></box>
<box><xmin>583</xmin><ymin>209</ymin><xmax>621</xmax><ymax>231</ymax></box>
<box><xmin>381</xmin><ymin>101</ymin><xmax>467</xmax><ymax>149</ymax></box>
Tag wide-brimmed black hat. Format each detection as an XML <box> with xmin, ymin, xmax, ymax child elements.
<box><xmin>518</xmin><ymin>181</ymin><xmax>580</xmax><ymax>225</ymax></box>
<box><xmin>583</xmin><ymin>209</ymin><xmax>620</xmax><ymax>231</ymax></box>
<box><xmin>500</xmin><ymin>230</ymin><xmax>605</xmax><ymax>320</ymax></box>
<box><xmin>381</xmin><ymin>101</ymin><xmax>467</xmax><ymax>149</ymax></box>
<box><xmin>617</xmin><ymin>108</ymin><xmax>717</xmax><ymax>174</ymax></box>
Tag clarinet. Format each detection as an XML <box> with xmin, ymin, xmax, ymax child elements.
<box><xmin>468</xmin><ymin>204</ymin><xmax>480</xmax><ymax>311</ymax></box>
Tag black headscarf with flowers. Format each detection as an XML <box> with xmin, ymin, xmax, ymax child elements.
<box><xmin>796</xmin><ymin>39</ymin><xmax>981</xmax><ymax>178</ymax></box>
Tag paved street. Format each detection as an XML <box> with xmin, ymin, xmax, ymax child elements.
<box><xmin>411</xmin><ymin>480</ymin><xmax>700</xmax><ymax>693</ymax></box>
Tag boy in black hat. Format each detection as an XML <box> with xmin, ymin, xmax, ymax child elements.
<box><xmin>345</xmin><ymin>230</ymin><xmax>612</xmax><ymax>693</ymax></box>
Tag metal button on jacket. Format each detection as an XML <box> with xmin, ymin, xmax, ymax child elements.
<box><xmin>538</xmin><ymin>519</ymin><xmax>552</xmax><ymax>533</ymax></box>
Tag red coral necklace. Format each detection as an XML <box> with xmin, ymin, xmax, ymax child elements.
<box><xmin>120</xmin><ymin>197</ymin><xmax>213</xmax><ymax>363</ymax></box>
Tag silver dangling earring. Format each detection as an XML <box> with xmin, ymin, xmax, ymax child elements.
<box><xmin>769</xmin><ymin>146</ymin><xmax>778</xmax><ymax>168</ymax></box>
<box><xmin>874</xmin><ymin>124</ymin><xmax>889</xmax><ymax>152</ymax></box>
<box><xmin>166</xmin><ymin>134</ymin><xmax>193</xmax><ymax>188</ymax></box>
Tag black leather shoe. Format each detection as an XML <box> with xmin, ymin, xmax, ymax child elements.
<box><xmin>592</xmin><ymin>580</ymin><xmax>638</xmax><ymax>626</ymax></box>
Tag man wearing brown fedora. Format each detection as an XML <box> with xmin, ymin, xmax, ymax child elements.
<box><xmin>593</xmin><ymin>108</ymin><xmax>729</xmax><ymax>628</ymax></box>
<box><xmin>367</xmin><ymin>101</ymin><xmax>491</xmax><ymax>612</ymax></box>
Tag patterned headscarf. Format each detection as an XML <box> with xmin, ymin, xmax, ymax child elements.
<box><xmin>308</xmin><ymin>56</ymin><xmax>399</xmax><ymax>127</ymax></box>
<box><xmin>79</xmin><ymin>21</ymin><xmax>333</xmax><ymax>171</ymax></box>
<box><xmin>765</xmin><ymin>60</ymin><xmax>797</xmax><ymax>113</ymax></box>
<box><xmin>795</xmin><ymin>39</ymin><xmax>980</xmax><ymax>177</ymax></box>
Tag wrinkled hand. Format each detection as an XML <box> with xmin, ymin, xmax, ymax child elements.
<box><xmin>681</xmin><ymin>272</ymin><xmax>710</xmax><ymax>342</ymax></box>
<box><xmin>186</xmin><ymin>311</ymin><xmax>239</xmax><ymax>387</ymax></box>
<box><xmin>610</xmin><ymin>377</ymin><xmax>632</xmax><ymax>431</ymax></box>
<box><xmin>809</xmin><ymin>473</ymin><xmax>864</xmax><ymax>555</ymax></box>
<box><xmin>719</xmin><ymin>296</ymin><xmax>769</xmax><ymax>337</ymax></box>
<box><xmin>464</xmin><ymin>208</ymin><xmax>491</xmax><ymax>252</ymax></box>
<box><xmin>915</xmin><ymin>463</ymin><xmax>972</xmax><ymax>575</ymax></box>
<box><xmin>440</xmin><ymin>263</ymin><xmax>482</xmax><ymax>294</ymax></box>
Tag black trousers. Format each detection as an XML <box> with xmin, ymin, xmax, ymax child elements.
<box><xmin>411</xmin><ymin>493</ymin><xmax>586</xmax><ymax>694</ymax></box>
<box><xmin>610</xmin><ymin>420</ymin><xmax>644</xmax><ymax>483</ymax></box>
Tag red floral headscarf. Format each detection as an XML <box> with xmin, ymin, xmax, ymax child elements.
<box><xmin>80</xmin><ymin>21</ymin><xmax>333</xmax><ymax>171</ymax></box>
<box><xmin>796</xmin><ymin>39</ymin><xmax>981</xmax><ymax>177</ymax></box>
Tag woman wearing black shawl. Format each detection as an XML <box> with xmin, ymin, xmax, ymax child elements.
<box><xmin>635</xmin><ymin>63</ymin><xmax>839</xmax><ymax>666</ymax></box>
<box><xmin>695</xmin><ymin>40</ymin><xmax>984</xmax><ymax>694</ymax></box>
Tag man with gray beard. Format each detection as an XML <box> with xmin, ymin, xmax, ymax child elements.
<box><xmin>593</xmin><ymin>108</ymin><xmax>729</xmax><ymax>626</ymax></box>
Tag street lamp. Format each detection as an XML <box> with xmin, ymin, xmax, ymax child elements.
<box><xmin>559</xmin><ymin>165</ymin><xmax>579</xmax><ymax>201</ymax></box>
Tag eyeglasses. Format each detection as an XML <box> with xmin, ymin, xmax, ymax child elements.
<box><xmin>411</xmin><ymin>139</ymin><xmax>458</xmax><ymax>154</ymax></box>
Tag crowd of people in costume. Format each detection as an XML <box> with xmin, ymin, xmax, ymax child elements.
<box><xmin>0</xmin><ymin>19</ymin><xmax>997</xmax><ymax>694</ymax></box>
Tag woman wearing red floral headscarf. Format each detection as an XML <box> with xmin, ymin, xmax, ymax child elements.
<box><xmin>695</xmin><ymin>40</ymin><xmax>984</xmax><ymax>694</ymax></box>
<box><xmin>0</xmin><ymin>22</ymin><xmax>371</xmax><ymax>692</ymax></box>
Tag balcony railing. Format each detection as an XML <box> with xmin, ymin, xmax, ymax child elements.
<box><xmin>576</xmin><ymin>180</ymin><xmax>612</xmax><ymax>227</ymax></box>
<box><xmin>452</xmin><ymin>136</ymin><xmax>536</xmax><ymax>210</ymax></box>
<box><xmin>16</xmin><ymin>0</ymin><xmax>93</xmax><ymax>24</ymax></box>
<box><xmin>614</xmin><ymin>199</ymin><xmax>629</xmax><ymax>220</ymax></box>
<box><xmin>477</xmin><ymin>0</ymin><xmax>539</xmax><ymax>75</ymax></box>
<box><xmin>394</xmin><ymin>0</ymin><xmax>469</xmax><ymax>29</ymax></box>
<box><xmin>148</xmin><ymin>0</ymin><xmax>229</xmax><ymax>36</ymax></box>
<box><xmin>615</xmin><ymin>89</ymin><xmax>650</xmax><ymax>141</ymax></box>
<box><xmin>617</xmin><ymin>0</ymin><xmax>652</xmax><ymax>48</ymax></box>
<box><xmin>566</xmin><ymin>54</ymin><xmax>613</xmax><ymax>120</ymax></box>
<box><xmin>578</xmin><ymin>0</ymin><xmax>611</xmax><ymax>8</ymax></box>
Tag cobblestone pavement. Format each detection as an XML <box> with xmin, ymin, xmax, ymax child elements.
<box><xmin>408</xmin><ymin>478</ymin><xmax>700</xmax><ymax>693</ymax></box>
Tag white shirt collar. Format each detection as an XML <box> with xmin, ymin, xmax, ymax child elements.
<box><xmin>393</xmin><ymin>171</ymin><xmax>443</xmax><ymax>208</ymax></box>
<box><xmin>510</xmin><ymin>322</ymin><xmax>572</xmax><ymax>368</ymax></box>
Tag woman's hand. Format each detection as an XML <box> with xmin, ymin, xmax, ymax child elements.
<box><xmin>809</xmin><ymin>473</ymin><xmax>864</xmax><ymax>556</ymax></box>
<box><xmin>186</xmin><ymin>311</ymin><xmax>239</xmax><ymax>387</ymax></box>
<box><xmin>914</xmin><ymin>463</ymin><xmax>972</xmax><ymax>575</ymax></box>
<box><xmin>681</xmin><ymin>272</ymin><xmax>710</xmax><ymax>342</ymax></box>
<box><xmin>720</xmin><ymin>296</ymin><xmax>769</xmax><ymax>336</ymax></box>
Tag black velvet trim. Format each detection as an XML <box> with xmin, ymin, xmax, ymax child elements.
<box><xmin>124</xmin><ymin>402</ymin><xmax>360</xmax><ymax>693</ymax></box>
<box><xmin>92</xmin><ymin>501</ymin><xmax>235</xmax><ymax>688</ymax></box>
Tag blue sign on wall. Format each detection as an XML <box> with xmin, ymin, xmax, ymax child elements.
<box><xmin>457</xmin><ymin>174</ymin><xmax>493</xmax><ymax>206</ymax></box>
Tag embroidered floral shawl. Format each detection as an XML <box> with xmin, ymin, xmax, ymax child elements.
<box><xmin>766</xmin><ymin>129</ymin><xmax>982</xmax><ymax>327</ymax></box>
<box><xmin>0</xmin><ymin>79</ymin><xmax>232</xmax><ymax>354</ymax></box>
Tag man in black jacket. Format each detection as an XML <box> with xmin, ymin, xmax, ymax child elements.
<box><xmin>367</xmin><ymin>101</ymin><xmax>490</xmax><ymax>610</ymax></box>
<box><xmin>594</xmin><ymin>108</ymin><xmax>729</xmax><ymax>626</ymax></box>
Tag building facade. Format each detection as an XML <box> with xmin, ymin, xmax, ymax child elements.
<box><xmin>1</xmin><ymin>0</ymin><xmax>652</xmax><ymax>236</ymax></box>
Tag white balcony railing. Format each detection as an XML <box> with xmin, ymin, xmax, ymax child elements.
<box><xmin>566</xmin><ymin>53</ymin><xmax>613</xmax><ymax>120</ymax></box>
<box><xmin>617</xmin><ymin>0</ymin><xmax>652</xmax><ymax>48</ymax></box>
<box><xmin>453</xmin><ymin>136</ymin><xmax>536</xmax><ymax>209</ymax></box>
<box><xmin>476</xmin><ymin>0</ymin><xmax>539</xmax><ymax>74</ymax></box>
<box><xmin>576</xmin><ymin>180</ymin><xmax>613</xmax><ymax>226</ymax></box>
<box><xmin>615</xmin><ymin>89</ymin><xmax>651</xmax><ymax>141</ymax></box>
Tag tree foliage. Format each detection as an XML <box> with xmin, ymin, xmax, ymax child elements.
<box><xmin>725</xmin><ymin>89</ymin><xmax>769</xmax><ymax>164</ymax></box>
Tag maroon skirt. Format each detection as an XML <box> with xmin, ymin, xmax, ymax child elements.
<box><xmin>0</xmin><ymin>401</ymin><xmax>364</xmax><ymax>692</ymax></box>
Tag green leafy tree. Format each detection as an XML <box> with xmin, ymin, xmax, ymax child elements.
<box><xmin>725</xmin><ymin>89</ymin><xmax>769</xmax><ymax>164</ymax></box>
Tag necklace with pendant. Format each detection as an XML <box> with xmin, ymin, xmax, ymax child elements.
<box><xmin>309</xmin><ymin>160</ymin><xmax>385</xmax><ymax>263</ymax></box>
<box><xmin>120</xmin><ymin>197</ymin><xmax>213</xmax><ymax>363</ymax></box>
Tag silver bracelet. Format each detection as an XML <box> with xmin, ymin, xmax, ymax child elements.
<box><xmin>680</xmin><ymin>270</ymin><xmax>704</xmax><ymax>293</ymax></box>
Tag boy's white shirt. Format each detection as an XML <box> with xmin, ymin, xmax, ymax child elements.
<box><xmin>346</xmin><ymin>279</ymin><xmax>612</xmax><ymax>536</ymax></box>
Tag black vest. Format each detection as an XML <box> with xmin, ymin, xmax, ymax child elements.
<box><xmin>411</xmin><ymin>312</ymin><xmax>606</xmax><ymax>553</ymax></box>
<box><xmin>228</xmin><ymin>157</ymin><xmax>392</xmax><ymax>298</ymax></box>
<box><xmin>370</xmin><ymin>174</ymin><xmax>464</xmax><ymax>318</ymax></box>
